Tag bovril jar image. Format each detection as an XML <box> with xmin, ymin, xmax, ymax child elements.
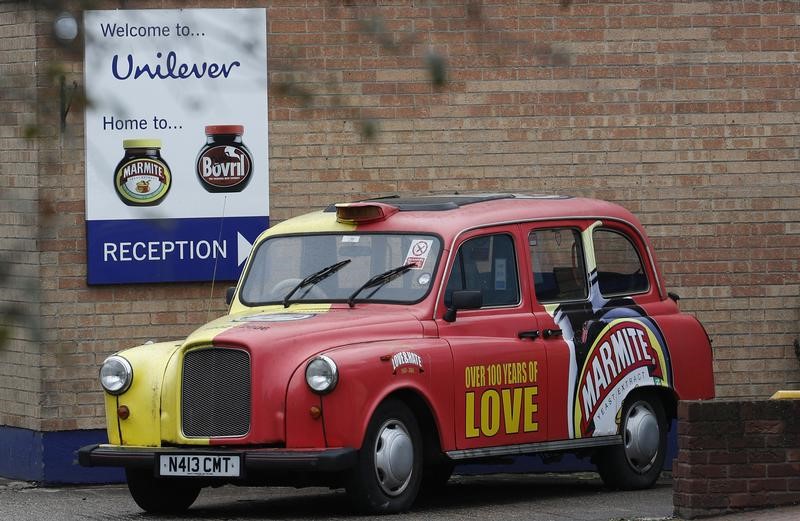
<box><xmin>196</xmin><ymin>125</ymin><xmax>253</xmax><ymax>193</ymax></box>
<box><xmin>114</xmin><ymin>139</ymin><xmax>171</xmax><ymax>206</ymax></box>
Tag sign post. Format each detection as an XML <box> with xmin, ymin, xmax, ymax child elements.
<box><xmin>84</xmin><ymin>9</ymin><xmax>268</xmax><ymax>284</ymax></box>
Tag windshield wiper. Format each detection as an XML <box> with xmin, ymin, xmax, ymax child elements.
<box><xmin>347</xmin><ymin>263</ymin><xmax>417</xmax><ymax>308</ymax></box>
<box><xmin>283</xmin><ymin>259</ymin><xmax>351</xmax><ymax>308</ymax></box>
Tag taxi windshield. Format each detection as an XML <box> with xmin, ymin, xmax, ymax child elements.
<box><xmin>239</xmin><ymin>233</ymin><xmax>442</xmax><ymax>306</ymax></box>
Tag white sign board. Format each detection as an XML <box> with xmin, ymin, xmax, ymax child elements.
<box><xmin>84</xmin><ymin>8</ymin><xmax>268</xmax><ymax>284</ymax></box>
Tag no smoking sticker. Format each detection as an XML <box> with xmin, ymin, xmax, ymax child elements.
<box><xmin>404</xmin><ymin>239</ymin><xmax>433</xmax><ymax>269</ymax></box>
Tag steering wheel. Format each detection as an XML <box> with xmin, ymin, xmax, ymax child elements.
<box><xmin>269</xmin><ymin>278</ymin><xmax>328</xmax><ymax>300</ymax></box>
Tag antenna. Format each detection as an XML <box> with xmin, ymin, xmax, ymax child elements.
<box><xmin>207</xmin><ymin>196</ymin><xmax>228</xmax><ymax>322</ymax></box>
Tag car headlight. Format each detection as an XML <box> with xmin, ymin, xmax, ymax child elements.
<box><xmin>305</xmin><ymin>355</ymin><xmax>338</xmax><ymax>394</ymax></box>
<box><xmin>100</xmin><ymin>355</ymin><xmax>133</xmax><ymax>395</ymax></box>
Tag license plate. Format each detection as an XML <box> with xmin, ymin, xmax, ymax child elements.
<box><xmin>159</xmin><ymin>454</ymin><xmax>241</xmax><ymax>477</ymax></box>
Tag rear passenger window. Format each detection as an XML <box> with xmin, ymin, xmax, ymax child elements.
<box><xmin>530</xmin><ymin>228</ymin><xmax>588</xmax><ymax>302</ymax></box>
<box><xmin>593</xmin><ymin>229</ymin><xmax>648</xmax><ymax>296</ymax></box>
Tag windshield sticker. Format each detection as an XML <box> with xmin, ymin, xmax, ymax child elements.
<box><xmin>235</xmin><ymin>313</ymin><xmax>316</xmax><ymax>322</ymax></box>
<box><xmin>417</xmin><ymin>272</ymin><xmax>431</xmax><ymax>286</ymax></box>
<box><xmin>341</xmin><ymin>236</ymin><xmax>360</xmax><ymax>243</ymax></box>
<box><xmin>404</xmin><ymin>239</ymin><xmax>433</xmax><ymax>269</ymax></box>
<box><xmin>391</xmin><ymin>351</ymin><xmax>424</xmax><ymax>374</ymax></box>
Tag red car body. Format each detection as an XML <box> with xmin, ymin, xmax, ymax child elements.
<box><xmin>80</xmin><ymin>194</ymin><xmax>714</xmax><ymax>514</ymax></box>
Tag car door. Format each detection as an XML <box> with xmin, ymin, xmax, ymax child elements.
<box><xmin>525</xmin><ymin>220</ymin><xmax>672</xmax><ymax>442</ymax></box>
<box><xmin>437</xmin><ymin>226</ymin><xmax>548</xmax><ymax>451</ymax></box>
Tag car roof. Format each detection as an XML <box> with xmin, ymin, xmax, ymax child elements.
<box><xmin>329</xmin><ymin>193</ymin><xmax>644</xmax><ymax>235</ymax></box>
<box><xmin>263</xmin><ymin>193</ymin><xmax>647</xmax><ymax>245</ymax></box>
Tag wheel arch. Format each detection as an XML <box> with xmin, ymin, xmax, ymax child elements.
<box><xmin>381</xmin><ymin>388</ymin><xmax>448</xmax><ymax>466</ymax></box>
<box><xmin>624</xmin><ymin>385</ymin><xmax>677</xmax><ymax>425</ymax></box>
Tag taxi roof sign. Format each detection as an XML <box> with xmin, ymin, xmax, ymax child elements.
<box><xmin>335</xmin><ymin>202</ymin><xmax>399</xmax><ymax>224</ymax></box>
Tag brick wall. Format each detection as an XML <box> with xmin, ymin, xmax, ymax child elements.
<box><xmin>673</xmin><ymin>399</ymin><xmax>800</xmax><ymax>519</ymax></box>
<box><xmin>266</xmin><ymin>0</ymin><xmax>800</xmax><ymax>399</ymax></box>
<box><xmin>0</xmin><ymin>1</ymin><xmax>42</xmax><ymax>431</ymax></box>
<box><xmin>0</xmin><ymin>0</ymin><xmax>799</xmax><ymax>432</ymax></box>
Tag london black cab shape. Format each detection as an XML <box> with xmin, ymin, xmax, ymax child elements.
<box><xmin>80</xmin><ymin>194</ymin><xmax>715</xmax><ymax>514</ymax></box>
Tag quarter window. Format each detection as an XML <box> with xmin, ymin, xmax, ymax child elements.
<box><xmin>445</xmin><ymin>234</ymin><xmax>519</xmax><ymax>307</ymax></box>
<box><xmin>530</xmin><ymin>228</ymin><xmax>588</xmax><ymax>302</ymax></box>
<box><xmin>593</xmin><ymin>229</ymin><xmax>648</xmax><ymax>296</ymax></box>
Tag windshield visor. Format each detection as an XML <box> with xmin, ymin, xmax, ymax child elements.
<box><xmin>240</xmin><ymin>233</ymin><xmax>442</xmax><ymax>305</ymax></box>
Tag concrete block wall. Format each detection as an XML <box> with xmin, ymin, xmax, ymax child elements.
<box><xmin>673</xmin><ymin>400</ymin><xmax>800</xmax><ymax>519</ymax></box>
<box><xmin>0</xmin><ymin>0</ymin><xmax>798</xmax><ymax>483</ymax></box>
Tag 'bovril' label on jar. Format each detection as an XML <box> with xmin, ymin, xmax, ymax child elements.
<box><xmin>115</xmin><ymin>158</ymin><xmax>171</xmax><ymax>206</ymax></box>
<box><xmin>197</xmin><ymin>145</ymin><xmax>253</xmax><ymax>191</ymax></box>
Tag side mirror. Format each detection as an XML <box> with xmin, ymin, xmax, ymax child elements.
<box><xmin>225</xmin><ymin>286</ymin><xmax>236</xmax><ymax>306</ymax></box>
<box><xmin>443</xmin><ymin>290</ymin><xmax>482</xmax><ymax>323</ymax></box>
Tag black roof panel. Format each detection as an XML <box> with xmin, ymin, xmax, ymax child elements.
<box><xmin>325</xmin><ymin>193</ymin><xmax>572</xmax><ymax>212</ymax></box>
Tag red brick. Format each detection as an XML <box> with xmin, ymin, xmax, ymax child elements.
<box><xmin>749</xmin><ymin>478</ymin><xmax>788</xmax><ymax>493</ymax></box>
<box><xmin>730</xmin><ymin>463</ymin><xmax>768</xmax><ymax>478</ymax></box>
<box><xmin>768</xmin><ymin>462</ymin><xmax>800</xmax><ymax>478</ymax></box>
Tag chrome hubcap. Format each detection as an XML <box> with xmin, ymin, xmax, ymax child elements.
<box><xmin>623</xmin><ymin>401</ymin><xmax>660</xmax><ymax>474</ymax></box>
<box><xmin>373</xmin><ymin>419</ymin><xmax>414</xmax><ymax>496</ymax></box>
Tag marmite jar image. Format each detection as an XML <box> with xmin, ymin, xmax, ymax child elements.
<box><xmin>196</xmin><ymin>125</ymin><xmax>253</xmax><ymax>193</ymax></box>
<box><xmin>114</xmin><ymin>139</ymin><xmax>171</xmax><ymax>206</ymax></box>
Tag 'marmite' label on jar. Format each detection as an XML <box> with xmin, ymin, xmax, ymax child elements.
<box><xmin>115</xmin><ymin>158</ymin><xmax>171</xmax><ymax>206</ymax></box>
<box><xmin>114</xmin><ymin>138</ymin><xmax>171</xmax><ymax>206</ymax></box>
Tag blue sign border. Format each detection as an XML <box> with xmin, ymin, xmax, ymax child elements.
<box><xmin>86</xmin><ymin>216</ymin><xmax>267</xmax><ymax>285</ymax></box>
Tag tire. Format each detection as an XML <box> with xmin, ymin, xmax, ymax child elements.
<box><xmin>595</xmin><ymin>395</ymin><xmax>667</xmax><ymax>490</ymax></box>
<box><xmin>346</xmin><ymin>399</ymin><xmax>423</xmax><ymax>513</ymax></box>
<box><xmin>125</xmin><ymin>468</ymin><xmax>201</xmax><ymax>514</ymax></box>
<box><xmin>420</xmin><ymin>460</ymin><xmax>454</xmax><ymax>495</ymax></box>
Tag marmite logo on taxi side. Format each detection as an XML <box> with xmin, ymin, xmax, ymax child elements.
<box><xmin>574</xmin><ymin>319</ymin><xmax>670</xmax><ymax>437</ymax></box>
<box><xmin>391</xmin><ymin>351</ymin><xmax>423</xmax><ymax>374</ymax></box>
<box><xmin>465</xmin><ymin>361</ymin><xmax>540</xmax><ymax>438</ymax></box>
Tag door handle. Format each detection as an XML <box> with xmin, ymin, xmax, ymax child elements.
<box><xmin>543</xmin><ymin>328</ymin><xmax>563</xmax><ymax>339</ymax></box>
<box><xmin>518</xmin><ymin>330</ymin><xmax>540</xmax><ymax>340</ymax></box>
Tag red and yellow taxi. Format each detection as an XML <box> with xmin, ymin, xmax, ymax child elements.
<box><xmin>79</xmin><ymin>194</ymin><xmax>715</xmax><ymax>513</ymax></box>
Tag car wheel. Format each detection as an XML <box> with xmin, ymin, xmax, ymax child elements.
<box><xmin>595</xmin><ymin>395</ymin><xmax>667</xmax><ymax>490</ymax></box>
<box><xmin>346</xmin><ymin>399</ymin><xmax>423</xmax><ymax>513</ymax></box>
<box><xmin>125</xmin><ymin>468</ymin><xmax>201</xmax><ymax>514</ymax></box>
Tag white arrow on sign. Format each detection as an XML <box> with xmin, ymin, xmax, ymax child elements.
<box><xmin>237</xmin><ymin>232</ymin><xmax>253</xmax><ymax>267</ymax></box>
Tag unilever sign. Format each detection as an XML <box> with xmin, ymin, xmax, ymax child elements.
<box><xmin>84</xmin><ymin>9</ymin><xmax>268</xmax><ymax>284</ymax></box>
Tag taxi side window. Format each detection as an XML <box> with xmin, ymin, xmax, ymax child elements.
<box><xmin>593</xmin><ymin>229</ymin><xmax>649</xmax><ymax>296</ymax></box>
<box><xmin>530</xmin><ymin>228</ymin><xmax>588</xmax><ymax>302</ymax></box>
<box><xmin>445</xmin><ymin>234</ymin><xmax>520</xmax><ymax>307</ymax></box>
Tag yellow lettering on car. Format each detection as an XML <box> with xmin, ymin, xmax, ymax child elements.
<box><xmin>466</xmin><ymin>385</ymin><xmax>540</xmax><ymax>438</ymax></box>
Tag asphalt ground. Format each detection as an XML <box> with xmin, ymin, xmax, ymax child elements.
<box><xmin>1</xmin><ymin>472</ymin><xmax>798</xmax><ymax>521</ymax></box>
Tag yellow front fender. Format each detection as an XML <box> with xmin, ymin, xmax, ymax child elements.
<box><xmin>107</xmin><ymin>341</ymin><xmax>182</xmax><ymax>447</ymax></box>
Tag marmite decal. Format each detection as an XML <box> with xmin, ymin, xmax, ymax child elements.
<box><xmin>573</xmin><ymin>317</ymin><xmax>669</xmax><ymax>437</ymax></box>
<box><xmin>391</xmin><ymin>351</ymin><xmax>424</xmax><ymax>374</ymax></box>
<box><xmin>544</xmin><ymin>221</ymin><xmax>672</xmax><ymax>439</ymax></box>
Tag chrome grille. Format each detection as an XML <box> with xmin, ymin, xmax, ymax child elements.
<box><xmin>182</xmin><ymin>348</ymin><xmax>251</xmax><ymax>438</ymax></box>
